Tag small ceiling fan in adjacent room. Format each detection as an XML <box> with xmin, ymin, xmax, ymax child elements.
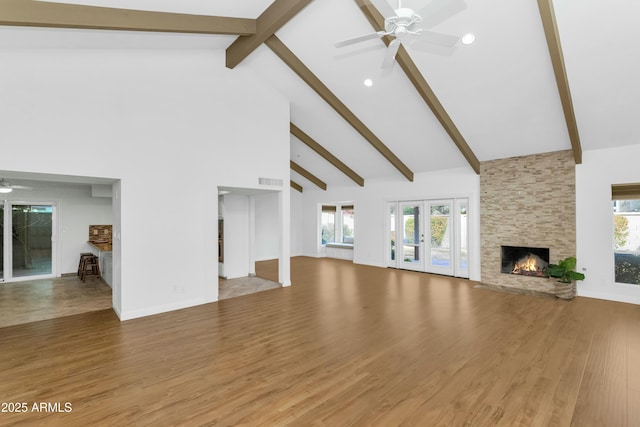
<box><xmin>0</xmin><ymin>179</ymin><xmax>33</xmax><ymax>193</ymax></box>
<box><xmin>335</xmin><ymin>0</ymin><xmax>467</xmax><ymax>67</ymax></box>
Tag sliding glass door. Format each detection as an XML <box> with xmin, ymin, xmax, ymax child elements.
<box><xmin>1</xmin><ymin>201</ymin><xmax>56</xmax><ymax>282</ymax></box>
<box><xmin>387</xmin><ymin>198</ymin><xmax>469</xmax><ymax>278</ymax></box>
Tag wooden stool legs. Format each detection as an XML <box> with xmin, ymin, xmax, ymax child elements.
<box><xmin>77</xmin><ymin>253</ymin><xmax>94</xmax><ymax>276</ymax></box>
<box><xmin>79</xmin><ymin>254</ymin><xmax>101</xmax><ymax>283</ymax></box>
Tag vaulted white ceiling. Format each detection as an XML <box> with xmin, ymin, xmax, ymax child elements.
<box><xmin>2</xmin><ymin>0</ymin><xmax>639</xmax><ymax>191</ymax></box>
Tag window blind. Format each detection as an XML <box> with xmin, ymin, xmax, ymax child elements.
<box><xmin>611</xmin><ymin>183</ymin><xmax>640</xmax><ymax>200</ymax></box>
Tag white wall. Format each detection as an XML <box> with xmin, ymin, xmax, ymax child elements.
<box><xmin>254</xmin><ymin>192</ymin><xmax>279</xmax><ymax>261</ymax></box>
<box><xmin>0</xmin><ymin>184</ymin><xmax>112</xmax><ymax>276</ymax></box>
<box><xmin>0</xmin><ymin>49</ymin><xmax>290</xmax><ymax>320</ymax></box>
<box><xmin>222</xmin><ymin>194</ymin><xmax>251</xmax><ymax>279</ymax></box>
<box><xmin>290</xmin><ymin>189</ymin><xmax>304</xmax><ymax>257</ymax></box>
<box><xmin>296</xmin><ymin>167</ymin><xmax>481</xmax><ymax>281</ymax></box>
<box><xmin>576</xmin><ymin>145</ymin><xmax>640</xmax><ymax>304</ymax></box>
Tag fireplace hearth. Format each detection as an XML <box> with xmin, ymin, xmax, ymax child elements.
<box><xmin>501</xmin><ymin>246</ymin><xmax>549</xmax><ymax>277</ymax></box>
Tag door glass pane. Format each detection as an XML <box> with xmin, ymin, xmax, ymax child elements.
<box><xmin>430</xmin><ymin>203</ymin><xmax>451</xmax><ymax>267</ymax></box>
<box><xmin>389</xmin><ymin>204</ymin><xmax>396</xmax><ymax>262</ymax></box>
<box><xmin>12</xmin><ymin>204</ymin><xmax>52</xmax><ymax>277</ymax></box>
<box><xmin>402</xmin><ymin>205</ymin><xmax>420</xmax><ymax>263</ymax></box>
<box><xmin>459</xmin><ymin>201</ymin><xmax>468</xmax><ymax>272</ymax></box>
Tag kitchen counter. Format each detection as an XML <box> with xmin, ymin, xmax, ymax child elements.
<box><xmin>88</xmin><ymin>241</ymin><xmax>113</xmax><ymax>286</ymax></box>
<box><xmin>88</xmin><ymin>241</ymin><xmax>112</xmax><ymax>252</ymax></box>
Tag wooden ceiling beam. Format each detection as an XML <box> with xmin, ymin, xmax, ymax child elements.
<box><xmin>268</xmin><ymin>35</ymin><xmax>414</xmax><ymax>181</ymax></box>
<box><xmin>290</xmin><ymin>180</ymin><xmax>303</xmax><ymax>193</ymax></box>
<box><xmin>290</xmin><ymin>161</ymin><xmax>327</xmax><ymax>191</ymax></box>
<box><xmin>0</xmin><ymin>0</ymin><xmax>255</xmax><ymax>35</ymax></box>
<box><xmin>537</xmin><ymin>0</ymin><xmax>582</xmax><ymax>164</ymax></box>
<box><xmin>226</xmin><ymin>0</ymin><xmax>313</xmax><ymax>69</ymax></box>
<box><xmin>291</xmin><ymin>123</ymin><xmax>365</xmax><ymax>187</ymax></box>
<box><xmin>355</xmin><ymin>0</ymin><xmax>481</xmax><ymax>175</ymax></box>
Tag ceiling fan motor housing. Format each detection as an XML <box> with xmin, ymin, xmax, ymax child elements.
<box><xmin>385</xmin><ymin>8</ymin><xmax>423</xmax><ymax>37</ymax></box>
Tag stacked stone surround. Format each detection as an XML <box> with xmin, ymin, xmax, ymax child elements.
<box><xmin>480</xmin><ymin>150</ymin><xmax>576</xmax><ymax>295</ymax></box>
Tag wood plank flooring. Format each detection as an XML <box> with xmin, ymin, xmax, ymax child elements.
<box><xmin>1</xmin><ymin>257</ymin><xmax>639</xmax><ymax>426</ymax></box>
<box><xmin>0</xmin><ymin>268</ymin><xmax>275</xmax><ymax>329</ymax></box>
<box><xmin>218</xmin><ymin>275</ymin><xmax>281</xmax><ymax>300</ymax></box>
<box><xmin>0</xmin><ymin>275</ymin><xmax>111</xmax><ymax>328</ymax></box>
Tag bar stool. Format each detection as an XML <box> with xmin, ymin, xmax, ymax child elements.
<box><xmin>80</xmin><ymin>255</ymin><xmax>101</xmax><ymax>283</ymax></box>
<box><xmin>77</xmin><ymin>253</ymin><xmax>94</xmax><ymax>276</ymax></box>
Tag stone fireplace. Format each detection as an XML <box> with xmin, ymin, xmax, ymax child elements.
<box><xmin>480</xmin><ymin>151</ymin><xmax>576</xmax><ymax>296</ymax></box>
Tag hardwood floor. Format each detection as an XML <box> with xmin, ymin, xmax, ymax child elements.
<box><xmin>218</xmin><ymin>275</ymin><xmax>281</xmax><ymax>300</ymax></box>
<box><xmin>218</xmin><ymin>259</ymin><xmax>281</xmax><ymax>299</ymax></box>
<box><xmin>1</xmin><ymin>257</ymin><xmax>639</xmax><ymax>426</ymax></box>
<box><xmin>0</xmin><ymin>275</ymin><xmax>111</xmax><ymax>328</ymax></box>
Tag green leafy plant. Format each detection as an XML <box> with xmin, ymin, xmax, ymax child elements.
<box><xmin>545</xmin><ymin>257</ymin><xmax>586</xmax><ymax>283</ymax></box>
<box><xmin>614</xmin><ymin>215</ymin><xmax>629</xmax><ymax>249</ymax></box>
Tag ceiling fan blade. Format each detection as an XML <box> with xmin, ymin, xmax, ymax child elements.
<box><xmin>418</xmin><ymin>0</ymin><xmax>467</xmax><ymax>28</ymax></box>
<box><xmin>416</xmin><ymin>29</ymin><xmax>459</xmax><ymax>47</ymax></box>
<box><xmin>382</xmin><ymin>39</ymin><xmax>401</xmax><ymax>68</ymax></box>
<box><xmin>335</xmin><ymin>31</ymin><xmax>385</xmax><ymax>48</ymax></box>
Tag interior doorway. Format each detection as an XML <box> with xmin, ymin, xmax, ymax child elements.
<box><xmin>387</xmin><ymin>198</ymin><xmax>469</xmax><ymax>278</ymax></box>
<box><xmin>217</xmin><ymin>186</ymin><xmax>287</xmax><ymax>299</ymax></box>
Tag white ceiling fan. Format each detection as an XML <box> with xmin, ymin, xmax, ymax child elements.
<box><xmin>335</xmin><ymin>0</ymin><xmax>467</xmax><ymax>67</ymax></box>
<box><xmin>0</xmin><ymin>179</ymin><xmax>33</xmax><ymax>194</ymax></box>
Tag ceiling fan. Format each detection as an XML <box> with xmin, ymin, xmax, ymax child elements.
<box><xmin>335</xmin><ymin>0</ymin><xmax>467</xmax><ymax>67</ymax></box>
<box><xmin>0</xmin><ymin>179</ymin><xmax>33</xmax><ymax>194</ymax></box>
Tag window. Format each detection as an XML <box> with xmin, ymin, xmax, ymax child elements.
<box><xmin>612</xmin><ymin>184</ymin><xmax>640</xmax><ymax>285</ymax></box>
<box><xmin>321</xmin><ymin>205</ymin><xmax>336</xmax><ymax>245</ymax></box>
<box><xmin>341</xmin><ymin>205</ymin><xmax>354</xmax><ymax>244</ymax></box>
<box><xmin>320</xmin><ymin>203</ymin><xmax>354</xmax><ymax>246</ymax></box>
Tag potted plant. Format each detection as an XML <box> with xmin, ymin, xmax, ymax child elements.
<box><xmin>545</xmin><ymin>256</ymin><xmax>585</xmax><ymax>300</ymax></box>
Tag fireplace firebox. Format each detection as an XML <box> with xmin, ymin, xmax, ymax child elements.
<box><xmin>501</xmin><ymin>246</ymin><xmax>549</xmax><ymax>277</ymax></box>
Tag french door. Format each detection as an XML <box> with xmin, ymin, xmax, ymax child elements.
<box><xmin>0</xmin><ymin>201</ymin><xmax>56</xmax><ymax>282</ymax></box>
<box><xmin>387</xmin><ymin>198</ymin><xmax>468</xmax><ymax>278</ymax></box>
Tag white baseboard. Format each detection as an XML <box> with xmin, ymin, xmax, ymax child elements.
<box><xmin>119</xmin><ymin>297</ymin><xmax>207</xmax><ymax>321</ymax></box>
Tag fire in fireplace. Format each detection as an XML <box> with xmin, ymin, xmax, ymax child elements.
<box><xmin>501</xmin><ymin>246</ymin><xmax>550</xmax><ymax>277</ymax></box>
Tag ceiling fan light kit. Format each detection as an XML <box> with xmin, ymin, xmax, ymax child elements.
<box><xmin>461</xmin><ymin>32</ymin><xmax>475</xmax><ymax>45</ymax></box>
<box><xmin>335</xmin><ymin>0</ymin><xmax>466</xmax><ymax>67</ymax></box>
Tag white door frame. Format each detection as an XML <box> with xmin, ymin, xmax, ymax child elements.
<box><xmin>397</xmin><ymin>201</ymin><xmax>425</xmax><ymax>272</ymax></box>
<box><xmin>424</xmin><ymin>199</ymin><xmax>454</xmax><ymax>276</ymax></box>
<box><xmin>454</xmin><ymin>198</ymin><xmax>469</xmax><ymax>278</ymax></box>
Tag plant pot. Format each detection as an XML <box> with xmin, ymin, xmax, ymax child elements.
<box><xmin>555</xmin><ymin>280</ymin><xmax>576</xmax><ymax>300</ymax></box>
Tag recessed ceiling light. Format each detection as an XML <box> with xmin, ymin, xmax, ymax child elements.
<box><xmin>461</xmin><ymin>33</ymin><xmax>476</xmax><ymax>45</ymax></box>
<box><xmin>363</xmin><ymin>78</ymin><xmax>373</xmax><ymax>87</ymax></box>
